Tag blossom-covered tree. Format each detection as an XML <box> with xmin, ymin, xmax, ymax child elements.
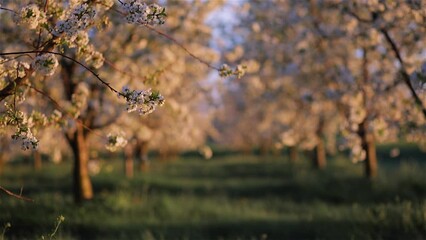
<box><xmin>218</xmin><ymin>0</ymin><xmax>425</xmax><ymax>177</ymax></box>
<box><xmin>0</xmin><ymin>0</ymin><xmax>242</xmax><ymax>202</ymax></box>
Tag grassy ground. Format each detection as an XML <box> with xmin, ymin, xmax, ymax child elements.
<box><xmin>0</xmin><ymin>145</ymin><xmax>426</xmax><ymax>240</ymax></box>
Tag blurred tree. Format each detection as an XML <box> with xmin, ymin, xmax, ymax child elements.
<box><xmin>218</xmin><ymin>0</ymin><xmax>425</xmax><ymax>177</ymax></box>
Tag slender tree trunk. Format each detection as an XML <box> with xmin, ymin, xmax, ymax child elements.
<box><xmin>359</xmin><ymin>121</ymin><xmax>378</xmax><ymax>179</ymax></box>
<box><xmin>364</xmin><ymin>138</ymin><xmax>378</xmax><ymax>179</ymax></box>
<box><xmin>124</xmin><ymin>144</ymin><xmax>134</xmax><ymax>178</ymax></box>
<box><xmin>138</xmin><ymin>140</ymin><xmax>150</xmax><ymax>172</ymax></box>
<box><xmin>33</xmin><ymin>151</ymin><xmax>42</xmax><ymax>170</ymax></box>
<box><xmin>69</xmin><ymin>123</ymin><xmax>93</xmax><ymax>203</ymax></box>
<box><xmin>359</xmin><ymin>49</ymin><xmax>378</xmax><ymax>179</ymax></box>
<box><xmin>313</xmin><ymin>139</ymin><xmax>326</xmax><ymax>169</ymax></box>
<box><xmin>288</xmin><ymin>146</ymin><xmax>298</xmax><ymax>163</ymax></box>
<box><xmin>313</xmin><ymin>118</ymin><xmax>326</xmax><ymax>169</ymax></box>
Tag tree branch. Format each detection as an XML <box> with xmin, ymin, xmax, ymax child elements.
<box><xmin>0</xmin><ymin>50</ymin><xmax>123</xmax><ymax>98</ymax></box>
<box><xmin>0</xmin><ymin>186</ymin><xmax>34</xmax><ymax>202</ymax></box>
<box><xmin>380</xmin><ymin>29</ymin><xmax>426</xmax><ymax>118</ymax></box>
<box><xmin>143</xmin><ymin>25</ymin><xmax>220</xmax><ymax>71</ymax></box>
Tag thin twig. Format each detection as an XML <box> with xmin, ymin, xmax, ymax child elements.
<box><xmin>343</xmin><ymin>8</ymin><xmax>426</xmax><ymax>118</ymax></box>
<box><xmin>105</xmin><ymin>2</ymin><xmax>221</xmax><ymax>72</ymax></box>
<box><xmin>44</xmin><ymin>0</ymin><xmax>49</xmax><ymax>12</ymax></box>
<box><xmin>0</xmin><ymin>186</ymin><xmax>34</xmax><ymax>202</ymax></box>
<box><xmin>143</xmin><ymin>25</ymin><xmax>220</xmax><ymax>71</ymax></box>
<box><xmin>0</xmin><ymin>7</ymin><xmax>17</xmax><ymax>14</ymax></box>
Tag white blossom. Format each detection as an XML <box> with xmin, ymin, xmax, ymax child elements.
<box><xmin>120</xmin><ymin>86</ymin><xmax>165</xmax><ymax>115</ymax></box>
<box><xmin>8</xmin><ymin>60</ymin><xmax>30</xmax><ymax>78</ymax></box>
<box><xmin>350</xmin><ymin>144</ymin><xmax>366</xmax><ymax>163</ymax></box>
<box><xmin>122</xmin><ymin>0</ymin><xmax>166</xmax><ymax>25</ymax></box>
<box><xmin>19</xmin><ymin>4</ymin><xmax>45</xmax><ymax>29</ymax></box>
<box><xmin>53</xmin><ymin>3</ymin><xmax>96</xmax><ymax>39</ymax></box>
<box><xmin>70</xmin><ymin>83</ymin><xmax>90</xmax><ymax>118</ymax></box>
<box><xmin>74</xmin><ymin>31</ymin><xmax>90</xmax><ymax>46</ymax></box>
<box><xmin>219</xmin><ymin>64</ymin><xmax>246</xmax><ymax>79</ymax></box>
<box><xmin>32</xmin><ymin>54</ymin><xmax>59</xmax><ymax>76</ymax></box>
<box><xmin>85</xmin><ymin>51</ymin><xmax>104</xmax><ymax>69</ymax></box>
<box><xmin>106</xmin><ymin>132</ymin><xmax>128</xmax><ymax>152</ymax></box>
<box><xmin>12</xmin><ymin>130</ymin><xmax>39</xmax><ymax>150</ymax></box>
<box><xmin>3</xmin><ymin>103</ymin><xmax>40</xmax><ymax>151</ymax></box>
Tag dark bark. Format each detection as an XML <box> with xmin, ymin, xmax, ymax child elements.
<box><xmin>288</xmin><ymin>146</ymin><xmax>298</xmax><ymax>163</ymax></box>
<box><xmin>313</xmin><ymin>119</ymin><xmax>326</xmax><ymax>169</ymax></box>
<box><xmin>313</xmin><ymin>139</ymin><xmax>326</xmax><ymax>169</ymax></box>
<box><xmin>67</xmin><ymin>122</ymin><xmax>93</xmax><ymax>203</ymax></box>
<box><xmin>259</xmin><ymin>143</ymin><xmax>270</xmax><ymax>156</ymax></box>
<box><xmin>359</xmin><ymin>121</ymin><xmax>378</xmax><ymax>179</ymax></box>
<box><xmin>137</xmin><ymin>140</ymin><xmax>150</xmax><ymax>172</ymax></box>
<box><xmin>33</xmin><ymin>151</ymin><xmax>42</xmax><ymax>170</ymax></box>
<box><xmin>124</xmin><ymin>143</ymin><xmax>134</xmax><ymax>178</ymax></box>
<box><xmin>380</xmin><ymin>29</ymin><xmax>426</xmax><ymax>118</ymax></box>
<box><xmin>358</xmin><ymin>48</ymin><xmax>378</xmax><ymax>179</ymax></box>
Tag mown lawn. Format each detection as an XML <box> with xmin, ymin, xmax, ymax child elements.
<box><xmin>0</xmin><ymin>145</ymin><xmax>426</xmax><ymax>240</ymax></box>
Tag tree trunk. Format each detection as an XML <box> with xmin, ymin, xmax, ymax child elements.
<box><xmin>313</xmin><ymin>139</ymin><xmax>326</xmax><ymax>169</ymax></box>
<box><xmin>359</xmin><ymin>49</ymin><xmax>378</xmax><ymax>179</ymax></box>
<box><xmin>313</xmin><ymin>118</ymin><xmax>326</xmax><ymax>169</ymax></box>
<box><xmin>138</xmin><ymin>140</ymin><xmax>150</xmax><ymax>172</ymax></box>
<box><xmin>364</xmin><ymin>138</ymin><xmax>378</xmax><ymax>179</ymax></box>
<box><xmin>288</xmin><ymin>146</ymin><xmax>298</xmax><ymax>163</ymax></box>
<box><xmin>359</xmin><ymin>122</ymin><xmax>378</xmax><ymax>179</ymax></box>
<box><xmin>33</xmin><ymin>151</ymin><xmax>42</xmax><ymax>170</ymax></box>
<box><xmin>259</xmin><ymin>143</ymin><xmax>269</xmax><ymax>156</ymax></box>
<box><xmin>69</xmin><ymin>123</ymin><xmax>93</xmax><ymax>203</ymax></box>
<box><xmin>124</xmin><ymin>144</ymin><xmax>134</xmax><ymax>178</ymax></box>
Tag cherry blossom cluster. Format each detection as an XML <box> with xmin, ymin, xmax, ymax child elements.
<box><xmin>350</xmin><ymin>142</ymin><xmax>366</xmax><ymax>163</ymax></box>
<box><xmin>28</xmin><ymin>111</ymin><xmax>48</xmax><ymax>128</ymax></box>
<box><xmin>18</xmin><ymin>4</ymin><xmax>45</xmax><ymax>29</ymax></box>
<box><xmin>11</xmin><ymin>129</ymin><xmax>39</xmax><ymax>150</ymax></box>
<box><xmin>219</xmin><ymin>64</ymin><xmax>247</xmax><ymax>79</ymax></box>
<box><xmin>369</xmin><ymin>117</ymin><xmax>389</xmax><ymax>142</ymax></box>
<box><xmin>71</xmin><ymin>32</ymin><xmax>104</xmax><ymax>69</ymax></box>
<box><xmin>1</xmin><ymin>103</ymin><xmax>39</xmax><ymax>150</ymax></box>
<box><xmin>71</xmin><ymin>31</ymin><xmax>90</xmax><ymax>47</ymax></box>
<box><xmin>120</xmin><ymin>86</ymin><xmax>165</xmax><ymax>115</ymax></box>
<box><xmin>48</xmin><ymin>110</ymin><xmax>66</xmax><ymax>127</ymax></box>
<box><xmin>122</xmin><ymin>0</ymin><xmax>167</xmax><ymax>25</ymax></box>
<box><xmin>70</xmin><ymin>83</ymin><xmax>90</xmax><ymax>118</ymax></box>
<box><xmin>53</xmin><ymin>3</ymin><xmax>96</xmax><ymax>39</ymax></box>
<box><xmin>338</xmin><ymin>132</ymin><xmax>365</xmax><ymax>163</ymax></box>
<box><xmin>0</xmin><ymin>58</ymin><xmax>29</xmax><ymax>82</ymax></box>
<box><xmin>85</xmin><ymin>51</ymin><xmax>104</xmax><ymax>69</ymax></box>
<box><xmin>106</xmin><ymin>132</ymin><xmax>128</xmax><ymax>152</ymax></box>
<box><xmin>31</xmin><ymin>53</ymin><xmax>59</xmax><ymax>76</ymax></box>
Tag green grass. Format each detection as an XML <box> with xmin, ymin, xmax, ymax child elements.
<box><xmin>0</xmin><ymin>145</ymin><xmax>426</xmax><ymax>240</ymax></box>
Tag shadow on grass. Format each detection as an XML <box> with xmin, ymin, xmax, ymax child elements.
<box><xmin>118</xmin><ymin>154</ymin><xmax>426</xmax><ymax>205</ymax></box>
<box><xmin>4</xmin><ymin>217</ymin><xmax>425</xmax><ymax>240</ymax></box>
<box><xmin>2</xmin><ymin>154</ymin><xmax>425</xmax><ymax>206</ymax></box>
